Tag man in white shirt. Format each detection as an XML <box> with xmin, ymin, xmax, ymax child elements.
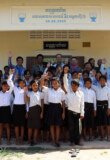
<box><xmin>63</xmin><ymin>70</ymin><xmax>84</xmax><ymax>146</ymax></box>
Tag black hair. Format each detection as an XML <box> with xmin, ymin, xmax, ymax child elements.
<box><xmin>36</xmin><ymin>54</ymin><xmax>44</xmax><ymax>59</ymax></box>
<box><xmin>0</xmin><ymin>70</ymin><xmax>2</xmax><ymax>74</ymax></box>
<box><xmin>33</xmin><ymin>72</ymin><xmax>42</xmax><ymax>79</ymax></box>
<box><xmin>30</xmin><ymin>80</ymin><xmax>39</xmax><ymax>86</ymax></box>
<box><xmin>71</xmin><ymin>80</ymin><xmax>79</xmax><ymax>87</ymax></box>
<box><xmin>51</xmin><ymin>77</ymin><xmax>60</xmax><ymax>84</ymax></box>
<box><xmin>2</xmin><ymin>81</ymin><xmax>7</xmax><ymax>86</ymax></box>
<box><xmin>4</xmin><ymin>66</ymin><xmax>10</xmax><ymax>70</ymax></box>
<box><xmin>71</xmin><ymin>71</ymin><xmax>78</xmax><ymax>75</ymax></box>
<box><xmin>96</xmin><ymin>71</ymin><xmax>102</xmax><ymax>75</ymax></box>
<box><xmin>56</xmin><ymin>53</ymin><xmax>62</xmax><ymax>57</ymax></box>
<box><xmin>16</xmin><ymin>56</ymin><xmax>23</xmax><ymax>62</ymax></box>
<box><xmin>18</xmin><ymin>78</ymin><xmax>25</xmax><ymax>85</ymax></box>
<box><xmin>84</xmin><ymin>62</ymin><xmax>92</xmax><ymax>68</ymax></box>
<box><xmin>84</xmin><ymin>78</ymin><xmax>92</xmax><ymax>84</ymax></box>
<box><xmin>44</xmin><ymin>79</ymin><xmax>49</xmax><ymax>85</ymax></box>
<box><xmin>99</xmin><ymin>75</ymin><xmax>107</xmax><ymax>81</ymax></box>
<box><xmin>88</xmin><ymin>58</ymin><xmax>94</xmax><ymax>63</ymax></box>
<box><xmin>82</xmin><ymin>70</ymin><xmax>90</xmax><ymax>76</ymax></box>
<box><xmin>60</xmin><ymin>64</ymin><xmax>70</xmax><ymax>78</ymax></box>
<box><xmin>24</xmin><ymin>70</ymin><xmax>30</xmax><ymax>76</ymax></box>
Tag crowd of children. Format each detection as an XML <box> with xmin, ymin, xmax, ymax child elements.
<box><xmin>0</xmin><ymin>52</ymin><xmax>110</xmax><ymax>147</ymax></box>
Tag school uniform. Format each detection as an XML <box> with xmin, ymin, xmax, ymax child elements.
<box><xmin>0</xmin><ymin>89</ymin><xmax>12</xmax><ymax>124</ymax></box>
<box><xmin>63</xmin><ymin>74</ymin><xmax>84</xmax><ymax>145</ymax></box>
<box><xmin>7</xmin><ymin>74</ymin><xmax>26</xmax><ymax>127</ymax></box>
<box><xmin>81</xmin><ymin>87</ymin><xmax>96</xmax><ymax>128</ymax></box>
<box><xmin>43</xmin><ymin>87</ymin><xmax>65</xmax><ymax>126</ymax></box>
<box><xmin>42</xmin><ymin>86</ymin><xmax>50</xmax><ymax>130</ymax></box>
<box><xmin>27</xmin><ymin>91</ymin><xmax>43</xmax><ymax>129</ymax></box>
<box><xmin>92</xmin><ymin>85</ymin><xmax>110</xmax><ymax>126</ymax></box>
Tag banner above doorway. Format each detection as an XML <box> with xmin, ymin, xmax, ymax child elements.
<box><xmin>11</xmin><ymin>6</ymin><xmax>102</xmax><ymax>29</ymax></box>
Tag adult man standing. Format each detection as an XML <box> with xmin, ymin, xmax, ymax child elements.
<box><xmin>31</xmin><ymin>54</ymin><xmax>45</xmax><ymax>76</ymax></box>
<box><xmin>70</xmin><ymin>58</ymin><xmax>82</xmax><ymax>73</ymax></box>
<box><xmin>52</xmin><ymin>54</ymin><xmax>64</xmax><ymax>68</ymax></box>
<box><xmin>8</xmin><ymin>51</ymin><xmax>26</xmax><ymax>79</ymax></box>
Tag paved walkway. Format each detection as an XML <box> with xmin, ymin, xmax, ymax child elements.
<box><xmin>0</xmin><ymin>138</ymin><xmax>110</xmax><ymax>149</ymax></box>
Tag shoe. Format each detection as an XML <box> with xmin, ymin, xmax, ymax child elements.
<box><xmin>69</xmin><ymin>149</ymin><xmax>75</xmax><ymax>154</ymax></box>
<box><xmin>30</xmin><ymin>141</ymin><xmax>35</xmax><ymax>146</ymax></box>
<box><xmin>55</xmin><ymin>142</ymin><xmax>60</xmax><ymax>147</ymax></box>
<box><xmin>75</xmin><ymin>149</ymin><xmax>80</xmax><ymax>153</ymax></box>
<box><xmin>71</xmin><ymin>151</ymin><xmax>77</xmax><ymax>157</ymax></box>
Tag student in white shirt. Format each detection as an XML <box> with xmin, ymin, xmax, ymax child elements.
<box><xmin>24</xmin><ymin>80</ymin><xmax>44</xmax><ymax>145</ymax></box>
<box><xmin>63</xmin><ymin>69</ymin><xmax>84</xmax><ymax>146</ymax></box>
<box><xmin>81</xmin><ymin>78</ymin><xmax>96</xmax><ymax>141</ymax></box>
<box><xmin>0</xmin><ymin>81</ymin><xmax>13</xmax><ymax>145</ymax></box>
<box><xmin>41</xmin><ymin>74</ymin><xmax>65</xmax><ymax>147</ymax></box>
<box><xmin>92</xmin><ymin>75</ymin><xmax>110</xmax><ymax>141</ymax></box>
<box><xmin>7</xmin><ymin>69</ymin><xmax>27</xmax><ymax>145</ymax></box>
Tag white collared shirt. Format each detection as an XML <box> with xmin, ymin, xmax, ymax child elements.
<box><xmin>42</xmin><ymin>86</ymin><xmax>49</xmax><ymax>104</ymax></box>
<box><xmin>0</xmin><ymin>90</ymin><xmax>12</xmax><ymax>107</ymax></box>
<box><xmin>92</xmin><ymin>85</ymin><xmax>110</xmax><ymax>108</ymax></box>
<box><xmin>7</xmin><ymin>74</ymin><xmax>25</xmax><ymax>105</ymax></box>
<box><xmin>27</xmin><ymin>91</ymin><xmax>43</xmax><ymax>108</ymax></box>
<box><xmin>43</xmin><ymin>87</ymin><xmax>65</xmax><ymax>104</ymax></box>
<box><xmin>63</xmin><ymin>74</ymin><xmax>84</xmax><ymax>116</ymax></box>
<box><xmin>81</xmin><ymin>87</ymin><xmax>96</xmax><ymax>110</ymax></box>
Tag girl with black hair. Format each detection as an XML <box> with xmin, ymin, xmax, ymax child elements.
<box><xmin>24</xmin><ymin>80</ymin><xmax>44</xmax><ymax>145</ymax></box>
<box><xmin>0</xmin><ymin>81</ymin><xmax>13</xmax><ymax>145</ymax></box>
<box><xmin>41</xmin><ymin>74</ymin><xmax>65</xmax><ymax>147</ymax></box>
<box><xmin>7</xmin><ymin>69</ymin><xmax>27</xmax><ymax>145</ymax></box>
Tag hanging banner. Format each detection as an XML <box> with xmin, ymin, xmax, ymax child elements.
<box><xmin>11</xmin><ymin>6</ymin><xmax>102</xmax><ymax>26</ymax></box>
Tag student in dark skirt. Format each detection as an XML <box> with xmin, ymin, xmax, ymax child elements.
<box><xmin>0</xmin><ymin>81</ymin><xmax>12</xmax><ymax>145</ymax></box>
<box><xmin>41</xmin><ymin>73</ymin><xmax>65</xmax><ymax>147</ymax></box>
<box><xmin>81</xmin><ymin>78</ymin><xmax>96</xmax><ymax>141</ymax></box>
<box><xmin>24</xmin><ymin>80</ymin><xmax>44</xmax><ymax>145</ymax></box>
<box><xmin>92</xmin><ymin>75</ymin><xmax>110</xmax><ymax>141</ymax></box>
<box><xmin>7</xmin><ymin>69</ymin><xmax>27</xmax><ymax>145</ymax></box>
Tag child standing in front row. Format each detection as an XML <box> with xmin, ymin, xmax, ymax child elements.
<box><xmin>92</xmin><ymin>75</ymin><xmax>110</xmax><ymax>141</ymax></box>
<box><xmin>41</xmin><ymin>74</ymin><xmax>65</xmax><ymax>147</ymax></box>
<box><xmin>24</xmin><ymin>80</ymin><xmax>44</xmax><ymax>145</ymax></box>
<box><xmin>7</xmin><ymin>69</ymin><xmax>26</xmax><ymax>145</ymax></box>
<box><xmin>81</xmin><ymin>78</ymin><xmax>96</xmax><ymax>141</ymax></box>
<box><xmin>0</xmin><ymin>81</ymin><xmax>12</xmax><ymax>145</ymax></box>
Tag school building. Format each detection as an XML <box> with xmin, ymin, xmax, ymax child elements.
<box><xmin>0</xmin><ymin>0</ymin><xmax>110</xmax><ymax>70</ymax></box>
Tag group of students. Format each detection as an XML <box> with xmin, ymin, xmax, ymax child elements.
<box><xmin>0</xmin><ymin>53</ymin><xmax>110</xmax><ymax>147</ymax></box>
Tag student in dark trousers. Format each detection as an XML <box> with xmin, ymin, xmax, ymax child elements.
<box><xmin>63</xmin><ymin>69</ymin><xmax>84</xmax><ymax>146</ymax></box>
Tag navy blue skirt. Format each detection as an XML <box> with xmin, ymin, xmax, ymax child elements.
<box><xmin>47</xmin><ymin>103</ymin><xmax>63</xmax><ymax>126</ymax></box>
<box><xmin>97</xmin><ymin>101</ymin><xmax>110</xmax><ymax>126</ymax></box>
<box><xmin>13</xmin><ymin>104</ymin><xmax>26</xmax><ymax>127</ymax></box>
<box><xmin>41</xmin><ymin>104</ymin><xmax>50</xmax><ymax>131</ymax></box>
<box><xmin>82</xmin><ymin>103</ymin><xmax>94</xmax><ymax>128</ymax></box>
<box><xmin>0</xmin><ymin>106</ymin><xmax>11</xmax><ymax>123</ymax></box>
<box><xmin>28</xmin><ymin>105</ymin><xmax>41</xmax><ymax>129</ymax></box>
